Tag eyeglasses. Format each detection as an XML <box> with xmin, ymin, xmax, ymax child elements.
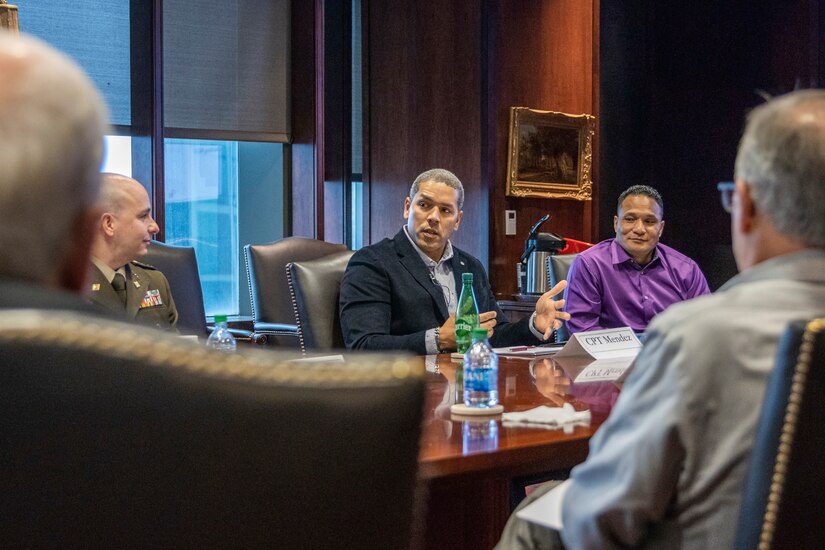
<box><xmin>717</xmin><ymin>181</ymin><xmax>736</xmax><ymax>213</ymax></box>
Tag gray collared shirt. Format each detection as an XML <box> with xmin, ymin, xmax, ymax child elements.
<box><xmin>560</xmin><ymin>249</ymin><xmax>825</xmax><ymax>549</ymax></box>
<box><xmin>403</xmin><ymin>226</ymin><xmax>457</xmax><ymax>353</ymax></box>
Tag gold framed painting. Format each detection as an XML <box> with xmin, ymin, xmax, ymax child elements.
<box><xmin>505</xmin><ymin>107</ymin><xmax>595</xmax><ymax>200</ymax></box>
<box><xmin>0</xmin><ymin>1</ymin><xmax>19</xmax><ymax>34</ymax></box>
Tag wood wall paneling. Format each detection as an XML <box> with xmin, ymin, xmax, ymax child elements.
<box><xmin>290</xmin><ymin>0</ymin><xmax>318</xmax><ymax>238</ymax></box>
<box><xmin>290</xmin><ymin>0</ymin><xmax>352</xmax><ymax>243</ymax></box>
<box><xmin>310</xmin><ymin>0</ymin><xmax>821</xmax><ymax>296</ymax></box>
<box><xmin>320</xmin><ymin>0</ymin><xmax>351</xmax><ymax>245</ymax></box>
<box><xmin>485</xmin><ymin>1</ymin><xmax>599</xmax><ymax>298</ymax></box>
<box><xmin>366</xmin><ymin>1</ymin><xmax>485</xmax><ymax>262</ymax></box>
<box><xmin>365</xmin><ymin>1</ymin><xmax>599</xmax><ymax>297</ymax></box>
<box><xmin>599</xmin><ymin>0</ymin><xmax>821</xmax><ymax>290</ymax></box>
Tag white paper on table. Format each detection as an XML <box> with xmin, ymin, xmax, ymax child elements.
<box><xmin>501</xmin><ymin>420</ymin><xmax>584</xmax><ymax>434</ymax></box>
<box><xmin>516</xmin><ymin>478</ymin><xmax>572</xmax><ymax>530</ymax></box>
<box><xmin>492</xmin><ymin>343</ymin><xmax>565</xmax><ymax>357</ymax></box>
<box><xmin>501</xmin><ymin>403</ymin><xmax>591</xmax><ymax>428</ymax></box>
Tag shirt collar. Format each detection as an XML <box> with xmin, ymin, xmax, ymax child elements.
<box><xmin>719</xmin><ymin>248</ymin><xmax>825</xmax><ymax>292</ymax></box>
<box><xmin>402</xmin><ymin>225</ymin><xmax>454</xmax><ymax>268</ymax></box>
<box><xmin>92</xmin><ymin>257</ymin><xmax>127</xmax><ymax>284</ymax></box>
<box><xmin>610</xmin><ymin>238</ymin><xmax>660</xmax><ymax>269</ymax></box>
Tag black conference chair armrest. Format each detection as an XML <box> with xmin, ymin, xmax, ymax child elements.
<box><xmin>229</xmin><ymin>328</ymin><xmax>268</xmax><ymax>345</ymax></box>
<box><xmin>227</xmin><ymin>327</ymin><xmax>252</xmax><ymax>338</ymax></box>
<box><xmin>203</xmin><ymin>326</ymin><xmax>267</xmax><ymax>345</ymax></box>
<box><xmin>206</xmin><ymin>326</ymin><xmax>267</xmax><ymax>346</ymax></box>
<box><xmin>253</xmin><ymin>322</ymin><xmax>299</xmax><ymax>334</ymax></box>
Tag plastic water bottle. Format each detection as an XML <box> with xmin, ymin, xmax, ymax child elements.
<box><xmin>463</xmin><ymin>327</ymin><xmax>499</xmax><ymax>407</ymax></box>
<box><xmin>455</xmin><ymin>272</ymin><xmax>479</xmax><ymax>354</ymax></box>
<box><xmin>207</xmin><ymin>314</ymin><xmax>237</xmax><ymax>352</ymax></box>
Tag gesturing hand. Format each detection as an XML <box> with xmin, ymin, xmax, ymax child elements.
<box><xmin>534</xmin><ymin>280</ymin><xmax>570</xmax><ymax>340</ymax></box>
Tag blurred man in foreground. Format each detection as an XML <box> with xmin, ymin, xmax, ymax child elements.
<box><xmin>89</xmin><ymin>173</ymin><xmax>178</xmax><ymax>331</ymax></box>
<box><xmin>0</xmin><ymin>32</ymin><xmax>107</xmax><ymax>310</ymax></box>
<box><xmin>497</xmin><ymin>90</ymin><xmax>825</xmax><ymax>548</ymax></box>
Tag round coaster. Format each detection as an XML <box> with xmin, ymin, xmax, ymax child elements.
<box><xmin>450</xmin><ymin>403</ymin><xmax>504</xmax><ymax>416</ymax></box>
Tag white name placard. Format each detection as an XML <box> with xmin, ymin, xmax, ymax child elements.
<box><xmin>554</xmin><ymin>327</ymin><xmax>642</xmax><ymax>383</ymax></box>
<box><xmin>555</xmin><ymin>327</ymin><xmax>641</xmax><ymax>360</ymax></box>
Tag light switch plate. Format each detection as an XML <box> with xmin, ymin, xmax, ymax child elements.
<box><xmin>505</xmin><ymin>210</ymin><xmax>517</xmax><ymax>235</ymax></box>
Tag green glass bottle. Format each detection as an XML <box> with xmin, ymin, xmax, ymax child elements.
<box><xmin>455</xmin><ymin>272</ymin><xmax>479</xmax><ymax>353</ymax></box>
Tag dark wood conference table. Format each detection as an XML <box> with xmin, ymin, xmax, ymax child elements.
<box><xmin>416</xmin><ymin>353</ymin><xmax>622</xmax><ymax>550</ymax></box>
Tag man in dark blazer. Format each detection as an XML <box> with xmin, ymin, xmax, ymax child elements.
<box><xmin>89</xmin><ymin>174</ymin><xmax>179</xmax><ymax>332</ymax></box>
<box><xmin>339</xmin><ymin>168</ymin><xmax>569</xmax><ymax>354</ymax></box>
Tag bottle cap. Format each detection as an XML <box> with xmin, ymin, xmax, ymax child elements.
<box><xmin>471</xmin><ymin>327</ymin><xmax>487</xmax><ymax>340</ymax></box>
<box><xmin>214</xmin><ymin>314</ymin><xmax>227</xmax><ymax>323</ymax></box>
<box><xmin>462</xmin><ymin>272</ymin><xmax>473</xmax><ymax>282</ymax></box>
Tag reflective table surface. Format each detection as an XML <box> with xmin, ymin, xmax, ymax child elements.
<box><xmin>419</xmin><ymin>353</ymin><xmax>621</xmax><ymax>479</ymax></box>
<box><xmin>416</xmin><ymin>353</ymin><xmax>624</xmax><ymax>550</ymax></box>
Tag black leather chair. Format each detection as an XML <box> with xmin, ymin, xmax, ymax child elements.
<box><xmin>734</xmin><ymin>318</ymin><xmax>825</xmax><ymax>550</ymax></box>
<box><xmin>143</xmin><ymin>240</ymin><xmax>207</xmax><ymax>337</ymax></box>
<box><xmin>244</xmin><ymin>237</ymin><xmax>349</xmax><ymax>347</ymax></box>
<box><xmin>0</xmin><ymin>309</ymin><xmax>425</xmax><ymax>549</ymax></box>
<box><xmin>546</xmin><ymin>253</ymin><xmax>578</xmax><ymax>343</ymax></box>
<box><xmin>286</xmin><ymin>250</ymin><xmax>355</xmax><ymax>353</ymax></box>
<box><xmin>145</xmin><ymin>241</ymin><xmax>262</xmax><ymax>344</ymax></box>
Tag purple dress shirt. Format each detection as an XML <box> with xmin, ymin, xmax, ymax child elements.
<box><xmin>564</xmin><ymin>239</ymin><xmax>710</xmax><ymax>334</ymax></box>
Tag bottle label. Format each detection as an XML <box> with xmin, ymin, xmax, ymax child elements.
<box><xmin>465</xmin><ymin>367</ymin><xmax>493</xmax><ymax>392</ymax></box>
<box><xmin>455</xmin><ymin>318</ymin><xmax>474</xmax><ymax>353</ymax></box>
<box><xmin>455</xmin><ymin>319</ymin><xmax>473</xmax><ymax>332</ymax></box>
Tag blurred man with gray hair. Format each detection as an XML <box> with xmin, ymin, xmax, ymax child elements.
<box><xmin>0</xmin><ymin>32</ymin><xmax>108</xmax><ymax>310</ymax></box>
<box><xmin>497</xmin><ymin>91</ymin><xmax>825</xmax><ymax>548</ymax></box>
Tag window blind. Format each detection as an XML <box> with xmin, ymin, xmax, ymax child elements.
<box><xmin>163</xmin><ymin>0</ymin><xmax>290</xmax><ymax>143</ymax></box>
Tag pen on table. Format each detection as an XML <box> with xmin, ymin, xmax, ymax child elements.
<box><xmin>509</xmin><ymin>346</ymin><xmax>531</xmax><ymax>351</ymax></box>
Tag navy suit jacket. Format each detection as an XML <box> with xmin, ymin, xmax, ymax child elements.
<box><xmin>339</xmin><ymin>229</ymin><xmax>542</xmax><ymax>353</ymax></box>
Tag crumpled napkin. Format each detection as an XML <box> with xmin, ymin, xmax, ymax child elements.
<box><xmin>502</xmin><ymin>403</ymin><xmax>591</xmax><ymax>432</ymax></box>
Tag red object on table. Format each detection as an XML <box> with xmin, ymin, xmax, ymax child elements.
<box><xmin>559</xmin><ymin>238</ymin><xmax>593</xmax><ymax>255</ymax></box>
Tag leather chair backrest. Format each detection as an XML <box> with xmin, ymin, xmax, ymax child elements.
<box><xmin>286</xmin><ymin>250</ymin><xmax>355</xmax><ymax>353</ymax></box>
<box><xmin>143</xmin><ymin>240</ymin><xmax>206</xmax><ymax>337</ymax></box>
<box><xmin>0</xmin><ymin>309</ymin><xmax>424</xmax><ymax>549</ymax></box>
<box><xmin>734</xmin><ymin>318</ymin><xmax>825</xmax><ymax>550</ymax></box>
<box><xmin>546</xmin><ymin>253</ymin><xmax>578</xmax><ymax>343</ymax></box>
<box><xmin>244</xmin><ymin>238</ymin><xmax>348</xmax><ymax>337</ymax></box>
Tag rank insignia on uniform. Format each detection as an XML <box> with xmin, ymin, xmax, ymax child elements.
<box><xmin>91</xmin><ymin>283</ymin><xmax>101</xmax><ymax>291</ymax></box>
<box><xmin>140</xmin><ymin>289</ymin><xmax>163</xmax><ymax>308</ymax></box>
<box><xmin>133</xmin><ymin>280</ymin><xmax>141</xmax><ymax>288</ymax></box>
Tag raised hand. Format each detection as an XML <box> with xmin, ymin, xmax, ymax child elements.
<box><xmin>534</xmin><ymin>280</ymin><xmax>570</xmax><ymax>340</ymax></box>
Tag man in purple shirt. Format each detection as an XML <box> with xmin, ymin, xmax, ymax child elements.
<box><xmin>564</xmin><ymin>185</ymin><xmax>710</xmax><ymax>334</ymax></box>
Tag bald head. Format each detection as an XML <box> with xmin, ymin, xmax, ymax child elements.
<box><xmin>99</xmin><ymin>173</ymin><xmax>148</xmax><ymax>216</ymax></box>
<box><xmin>0</xmin><ymin>32</ymin><xmax>108</xmax><ymax>288</ymax></box>
<box><xmin>92</xmin><ymin>174</ymin><xmax>159</xmax><ymax>270</ymax></box>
